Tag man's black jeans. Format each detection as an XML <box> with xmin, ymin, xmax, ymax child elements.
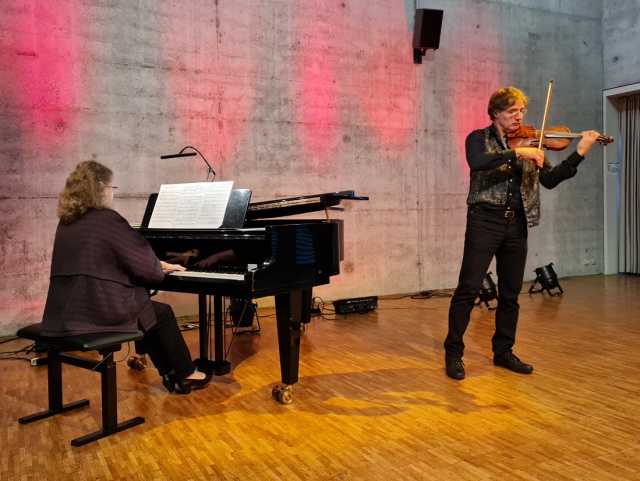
<box><xmin>444</xmin><ymin>206</ymin><xmax>528</xmax><ymax>357</ymax></box>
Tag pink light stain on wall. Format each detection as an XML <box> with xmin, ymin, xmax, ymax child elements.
<box><xmin>358</xmin><ymin>34</ymin><xmax>417</xmax><ymax>151</ymax></box>
<box><xmin>449</xmin><ymin>11</ymin><xmax>506</xmax><ymax>174</ymax></box>
<box><xmin>295</xmin><ymin>53</ymin><xmax>340</xmax><ymax>166</ymax></box>
<box><xmin>14</xmin><ymin>0</ymin><xmax>81</xmax><ymax>148</ymax></box>
<box><xmin>161</xmin><ymin>2</ymin><xmax>259</xmax><ymax>174</ymax></box>
<box><xmin>292</xmin><ymin>0</ymin><xmax>344</xmax><ymax>168</ymax></box>
<box><xmin>339</xmin><ymin>2</ymin><xmax>416</xmax><ymax>152</ymax></box>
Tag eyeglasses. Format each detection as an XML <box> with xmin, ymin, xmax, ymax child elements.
<box><xmin>505</xmin><ymin>108</ymin><xmax>527</xmax><ymax>118</ymax></box>
<box><xmin>100</xmin><ymin>181</ymin><xmax>118</xmax><ymax>192</ymax></box>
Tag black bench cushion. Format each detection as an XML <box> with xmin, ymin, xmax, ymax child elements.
<box><xmin>17</xmin><ymin>323</ymin><xmax>143</xmax><ymax>352</ymax></box>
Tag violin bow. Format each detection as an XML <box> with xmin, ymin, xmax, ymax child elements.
<box><xmin>538</xmin><ymin>79</ymin><xmax>554</xmax><ymax>151</ymax></box>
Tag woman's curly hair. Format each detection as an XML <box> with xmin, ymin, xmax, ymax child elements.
<box><xmin>57</xmin><ymin>161</ymin><xmax>113</xmax><ymax>224</ymax></box>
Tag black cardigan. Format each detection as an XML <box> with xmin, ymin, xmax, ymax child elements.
<box><xmin>42</xmin><ymin>209</ymin><xmax>165</xmax><ymax>336</ymax></box>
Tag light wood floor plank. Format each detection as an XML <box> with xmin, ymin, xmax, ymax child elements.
<box><xmin>1</xmin><ymin>274</ymin><xmax>639</xmax><ymax>480</ymax></box>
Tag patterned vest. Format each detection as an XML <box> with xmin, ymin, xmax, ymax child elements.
<box><xmin>466</xmin><ymin>128</ymin><xmax>541</xmax><ymax>227</ymax></box>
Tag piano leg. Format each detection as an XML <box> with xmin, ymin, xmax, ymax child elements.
<box><xmin>272</xmin><ymin>288</ymin><xmax>312</xmax><ymax>404</ymax></box>
<box><xmin>198</xmin><ymin>295</ymin><xmax>208</xmax><ymax>361</ymax></box>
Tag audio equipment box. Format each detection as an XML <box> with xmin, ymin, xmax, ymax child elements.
<box><xmin>333</xmin><ymin>296</ymin><xmax>378</xmax><ymax>314</ymax></box>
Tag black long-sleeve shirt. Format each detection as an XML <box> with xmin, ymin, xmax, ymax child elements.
<box><xmin>465</xmin><ymin>125</ymin><xmax>585</xmax><ymax>210</ymax></box>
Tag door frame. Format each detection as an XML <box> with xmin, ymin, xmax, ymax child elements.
<box><xmin>602</xmin><ymin>82</ymin><xmax>640</xmax><ymax>274</ymax></box>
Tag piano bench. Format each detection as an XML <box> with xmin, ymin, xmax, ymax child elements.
<box><xmin>16</xmin><ymin>323</ymin><xmax>145</xmax><ymax>447</ymax></box>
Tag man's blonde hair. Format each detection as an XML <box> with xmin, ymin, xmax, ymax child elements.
<box><xmin>487</xmin><ymin>87</ymin><xmax>529</xmax><ymax>120</ymax></box>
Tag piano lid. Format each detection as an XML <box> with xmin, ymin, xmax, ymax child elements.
<box><xmin>245</xmin><ymin>190</ymin><xmax>368</xmax><ymax>220</ymax></box>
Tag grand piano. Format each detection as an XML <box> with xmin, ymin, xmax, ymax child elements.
<box><xmin>136</xmin><ymin>190</ymin><xmax>367</xmax><ymax>403</ymax></box>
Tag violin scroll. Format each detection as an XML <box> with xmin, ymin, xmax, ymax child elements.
<box><xmin>596</xmin><ymin>134</ymin><xmax>614</xmax><ymax>146</ymax></box>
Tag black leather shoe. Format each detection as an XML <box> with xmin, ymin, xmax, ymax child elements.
<box><xmin>176</xmin><ymin>369</ymin><xmax>214</xmax><ymax>395</ymax></box>
<box><xmin>162</xmin><ymin>374</ymin><xmax>178</xmax><ymax>393</ymax></box>
<box><xmin>493</xmin><ymin>352</ymin><xmax>533</xmax><ymax>374</ymax></box>
<box><xmin>445</xmin><ymin>353</ymin><xmax>465</xmax><ymax>380</ymax></box>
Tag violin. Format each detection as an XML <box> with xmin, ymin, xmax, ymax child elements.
<box><xmin>507</xmin><ymin>125</ymin><xmax>614</xmax><ymax>151</ymax></box>
<box><xmin>507</xmin><ymin>80</ymin><xmax>613</xmax><ymax>153</ymax></box>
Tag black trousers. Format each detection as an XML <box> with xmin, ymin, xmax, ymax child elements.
<box><xmin>136</xmin><ymin>301</ymin><xmax>196</xmax><ymax>380</ymax></box>
<box><xmin>444</xmin><ymin>207</ymin><xmax>528</xmax><ymax>357</ymax></box>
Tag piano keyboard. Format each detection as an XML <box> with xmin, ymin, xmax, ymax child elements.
<box><xmin>167</xmin><ymin>266</ymin><xmax>253</xmax><ymax>282</ymax></box>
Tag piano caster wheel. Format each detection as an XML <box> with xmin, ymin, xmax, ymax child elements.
<box><xmin>272</xmin><ymin>385</ymin><xmax>293</xmax><ymax>405</ymax></box>
<box><xmin>127</xmin><ymin>354</ymin><xmax>147</xmax><ymax>371</ymax></box>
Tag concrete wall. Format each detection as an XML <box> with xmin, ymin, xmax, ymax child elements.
<box><xmin>603</xmin><ymin>0</ymin><xmax>640</xmax><ymax>89</ymax></box>
<box><xmin>0</xmin><ymin>0</ymin><xmax>619</xmax><ymax>335</ymax></box>
<box><xmin>601</xmin><ymin>0</ymin><xmax>640</xmax><ymax>274</ymax></box>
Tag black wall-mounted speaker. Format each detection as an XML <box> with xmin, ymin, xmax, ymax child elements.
<box><xmin>413</xmin><ymin>9</ymin><xmax>443</xmax><ymax>50</ymax></box>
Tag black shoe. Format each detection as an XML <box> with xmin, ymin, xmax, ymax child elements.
<box><xmin>176</xmin><ymin>369</ymin><xmax>214</xmax><ymax>395</ymax></box>
<box><xmin>162</xmin><ymin>374</ymin><xmax>178</xmax><ymax>393</ymax></box>
<box><xmin>493</xmin><ymin>352</ymin><xmax>533</xmax><ymax>374</ymax></box>
<box><xmin>445</xmin><ymin>353</ymin><xmax>465</xmax><ymax>380</ymax></box>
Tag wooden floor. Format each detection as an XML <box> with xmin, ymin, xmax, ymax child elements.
<box><xmin>1</xmin><ymin>274</ymin><xmax>639</xmax><ymax>481</ymax></box>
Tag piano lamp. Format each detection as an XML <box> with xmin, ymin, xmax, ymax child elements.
<box><xmin>160</xmin><ymin>146</ymin><xmax>216</xmax><ymax>181</ymax></box>
<box><xmin>528</xmin><ymin>263</ymin><xmax>563</xmax><ymax>296</ymax></box>
<box><xmin>476</xmin><ymin>272</ymin><xmax>497</xmax><ymax>310</ymax></box>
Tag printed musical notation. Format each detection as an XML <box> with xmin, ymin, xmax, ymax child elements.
<box><xmin>148</xmin><ymin>181</ymin><xmax>234</xmax><ymax>229</ymax></box>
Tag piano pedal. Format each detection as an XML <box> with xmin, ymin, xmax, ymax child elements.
<box><xmin>272</xmin><ymin>385</ymin><xmax>293</xmax><ymax>404</ymax></box>
<box><xmin>229</xmin><ymin>324</ymin><xmax>260</xmax><ymax>335</ymax></box>
<box><xmin>127</xmin><ymin>354</ymin><xmax>147</xmax><ymax>371</ymax></box>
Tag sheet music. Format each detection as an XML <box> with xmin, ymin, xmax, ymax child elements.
<box><xmin>148</xmin><ymin>181</ymin><xmax>234</xmax><ymax>229</ymax></box>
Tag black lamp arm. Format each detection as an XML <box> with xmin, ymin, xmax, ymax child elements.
<box><xmin>180</xmin><ymin>146</ymin><xmax>216</xmax><ymax>178</ymax></box>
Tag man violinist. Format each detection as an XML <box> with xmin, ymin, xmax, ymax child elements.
<box><xmin>443</xmin><ymin>86</ymin><xmax>602</xmax><ymax>380</ymax></box>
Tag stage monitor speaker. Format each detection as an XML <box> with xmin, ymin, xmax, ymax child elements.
<box><xmin>413</xmin><ymin>9</ymin><xmax>443</xmax><ymax>50</ymax></box>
